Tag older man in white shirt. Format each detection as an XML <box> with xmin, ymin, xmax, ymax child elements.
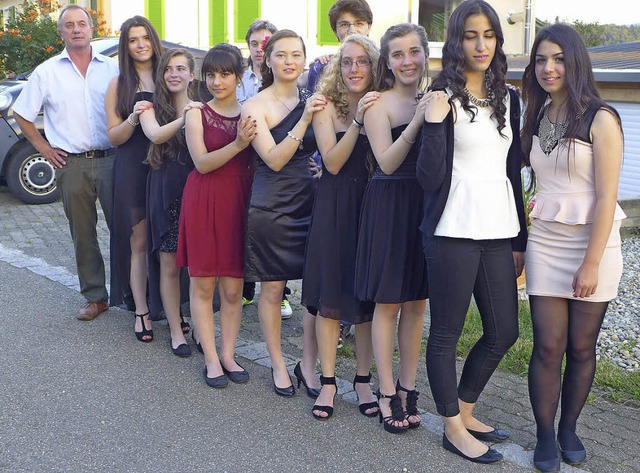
<box><xmin>13</xmin><ymin>4</ymin><xmax>119</xmax><ymax>321</ymax></box>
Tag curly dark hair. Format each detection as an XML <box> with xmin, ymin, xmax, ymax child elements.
<box><xmin>146</xmin><ymin>49</ymin><xmax>195</xmax><ymax>170</ymax></box>
<box><xmin>431</xmin><ymin>0</ymin><xmax>508</xmax><ymax>135</ymax></box>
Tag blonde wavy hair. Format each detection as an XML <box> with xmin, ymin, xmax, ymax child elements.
<box><xmin>316</xmin><ymin>34</ymin><xmax>380</xmax><ymax>121</ymax></box>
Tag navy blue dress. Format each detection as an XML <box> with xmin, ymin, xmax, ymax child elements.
<box><xmin>302</xmin><ymin>132</ymin><xmax>375</xmax><ymax>322</ymax></box>
<box><xmin>354</xmin><ymin>125</ymin><xmax>428</xmax><ymax>303</ymax></box>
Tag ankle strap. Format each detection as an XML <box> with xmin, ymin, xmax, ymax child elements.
<box><xmin>320</xmin><ymin>375</ymin><xmax>336</xmax><ymax>386</ymax></box>
<box><xmin>396</xmin><ymin>379</ymin><xmax>418</xmax><ymax>394</ymax></box>
<box><xmin>353</xmin><ymin>372</ymin><xmax>372</xmax><ymax>384</ymax></box>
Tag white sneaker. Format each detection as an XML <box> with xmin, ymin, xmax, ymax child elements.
<box><xmin>281</xmin><ymin>299</ymin><xmax>293</xmax><ymax>319</ymax></box>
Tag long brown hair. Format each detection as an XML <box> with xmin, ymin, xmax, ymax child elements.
<box><xmin>146</xmin><ymin>49</ymin><xmax>195</xmax><ymax>170</ymax></box>
<box><xmin>115</xmin><ymin>16</ymin><xmax>164</xmax><ymax>119</ymax></box>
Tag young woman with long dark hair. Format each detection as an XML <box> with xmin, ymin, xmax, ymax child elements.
<box><xmin>301</xmin><ymin>34</ymin><xmax>380</xmax><ymax>420</ymax></box>
<box><xmin>105</xmin><ymin>16</ymin><xmax>163</xmax><ymax>342</ymax></box>
<box><xmin>418</xmin><ymin>0</ymin><xmax>527</xmax><ymax>463</ymax></box>
<box><xmin>355</xmin><ymin>23</ymin><xmax>429</xmax><ymax>433</ymax></box>
<box><xmin>139</xmin><ymin>48</ymin><xmax>201</xmax><ymax>357</ymax></box>
<box><xmin>521</xmin><ymin>24</ymin><xmax>625</xmax><ymax>472</ymax></box>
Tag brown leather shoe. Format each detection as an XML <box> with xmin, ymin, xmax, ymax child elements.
<box><xmin>77</xmin><ymin>301</ymin><xmax>109</xmax><ymax>321</ymax></box>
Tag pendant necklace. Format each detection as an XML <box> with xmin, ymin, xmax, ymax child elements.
<box><xmin>271</xmin><ymin>90</ymin><xmax>294</xmax><ymax>112</ymax></box>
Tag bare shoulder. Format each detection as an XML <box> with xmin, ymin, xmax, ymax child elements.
<box><xmin>591</xmin><ymin>107</ymin><xmax>622</xmax><ymax>140</ymax></box>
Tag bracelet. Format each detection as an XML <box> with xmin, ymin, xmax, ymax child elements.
<box><xmin>400</xmin><ymin>131</ymin><xmax>415</xmax><ymax>144</ymax></box>
<box><xmin>127</xmin><ymin>113</ymin><xmax>139</xmax><ymax>127</ymax></box>
<box><xmin>286</xmin><ymin>131</ymin><xmax>304</xmax><ymax>149</ymax></box>
<box><xmin>352</xmin><ymin>117</ymin><xmax>364</xmax><ymax>128</ymax></box>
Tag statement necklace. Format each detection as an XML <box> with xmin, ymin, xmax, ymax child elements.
<box><xmin>463</xmin><ymin>87</ymin><xmax>492</xmax><ymax>108</ymax></box>
<box><xmin>538</xmin><ymin>103</ymin><xmax>569</xmax><ymax>155</ymax></box>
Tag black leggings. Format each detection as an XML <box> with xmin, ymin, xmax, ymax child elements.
<box><xmin>528</xmin><ymin>295</ymin><xmax>607</xmax><ymax>460</ymax></box>
<box><xmin>424</xmin><ymin>236</ymin><xmax>519</xmax><ymax>417</ymax></box>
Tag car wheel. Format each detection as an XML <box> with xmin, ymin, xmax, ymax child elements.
<box><xmin>6</xmin><ymin>143</ymin><xmax>59</xmax><ymax>204</ymax></box>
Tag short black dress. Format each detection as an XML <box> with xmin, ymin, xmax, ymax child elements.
<box><xmin>244</xmin><ymin>89</ymin><xmax>318</xmax><ymax>282</ymax></box>
<box><xmin>146</xmin><ymin>133</ymin><xmax>194</xmax><ymax>321</ymax></box>
<box><xmin>109</xmin><ymin>91</ymin><xmax>152</xmax><ymax>309</ymax></box>
<box><xmin>354</xmin><ymin>124</ymin><xmax>428</xmax><ymax>304</ymax></box>
<box><xmin>302</xmin><ymin>133</ymin><xmax>375</xmax><ymax>322</ymax></box>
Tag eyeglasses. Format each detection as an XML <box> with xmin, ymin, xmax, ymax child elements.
<box><xmin>336</xmin><ymin>20</ymin><xmax>368</xmax><ymax>30</ymax></box>
<box><xmin>340</xmin><ymin>59</ymin><xmax>372</xmax><ymax>69</ymax></box>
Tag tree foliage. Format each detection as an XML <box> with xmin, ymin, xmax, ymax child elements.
<box><xmin>537</xmin><ymin>18</ymin><xmax>640</xmax><ymax>47</ymax></box>
<box><xmin>0</xmin><ymin>1</ymin><xmax>110</xmax><ymax>79</ymax></box>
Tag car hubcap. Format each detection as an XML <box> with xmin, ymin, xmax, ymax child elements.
<box><xmin>22</xmin><ymin>156</ymin><xmax>56</xmax><ymax>194</ymax></box>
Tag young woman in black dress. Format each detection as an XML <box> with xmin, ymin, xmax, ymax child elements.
<box><xmin>241</xmin><ymin>30</ymin><xmax>325</xmax><ymax>397</ymax></box>
<box><xmin>302</xmin><ymin>34</ymin><xmax>380</xmax><ymax>419</ymax></box>
<box><xmin>105</xmin><ymin>16</ymin><xmax>163</xmax><ymax>342</ymax></box>
<box><xmin>355</xmin><ymin>23</ymin><xmax>429</xmax><ymax>433</ymax></box>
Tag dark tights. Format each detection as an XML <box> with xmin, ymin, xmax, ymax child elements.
<box><xmin>528</xmin><ymin>295</ymin><xmax>608</xmax><ymax>461</ymax></box>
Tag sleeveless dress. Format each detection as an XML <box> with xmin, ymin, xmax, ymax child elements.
<box><xmin>302</xmin><ymin>133</ymin><xmax>375</xmax><ymax>322</ymax></box>
<box><xmin>244</xmin><ymin>89</ymin><xmax>318</xmax><ymax>282</ymax></box>
<box><xmin>525</xmin><ymin>104</ymin><xmax>625</xmax><ymax>301</ymax></box>
<box><xmin>354</xmin><ymin>125</ymin><xmax>428</xmax><ymax>304</ymax></box>
<box><xmin>147</xmin><ymin>131</ymin><xmax>194</xmax><ymax>321</ymax></box>
<box><xmin>109</xmin><ymin>90</ymin><xmax>153</xmax><ymax>309</ymax></box>
<box><xmin>176</xmin><ymin>104</ymin><xmax>254</xmax><ymax>277</ymax></box>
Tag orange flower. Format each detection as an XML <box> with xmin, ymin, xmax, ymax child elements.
<box><xmin>44</xmin><ymin>45</ymin><xmax>54</xmax><ymax>53</ymax></box>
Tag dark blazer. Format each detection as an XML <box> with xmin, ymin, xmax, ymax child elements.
<box><xmin>416</xmin><ymin>87</ymin><xmax>528</xmax><ymax>252</ymax></box>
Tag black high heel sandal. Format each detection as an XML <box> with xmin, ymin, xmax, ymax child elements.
<box><xmin>134</xmin><ymin>313</ymin><xmax>153</xmax><ymax>342</ymax></box>
<box><xmin>312</xmin><ymin>376</ymin><xmax>336</xmax><ymax>420</ymax></box>
<box><xmin>353</xmin><ymin>372</ymin><xmax>379</xmax><ymax>417</ymax></box>
<box><xmin>377</xmin><ymin>392</ymin><xmax>408</xmax><ymax>434</ymax></box>
<box><xmin>396</xmin><ymin>380</ymin><xmax>421</xmax><ymax>429</ymax></box>
<box><xmin>294</xmin><ymin>362</ymin><xmax>320</xmax><ymax>399</ymax></box>
<box><xmin>180</xmin><ymin>314</ymin><xmax>190</xmax><ymax>334</ymax></box>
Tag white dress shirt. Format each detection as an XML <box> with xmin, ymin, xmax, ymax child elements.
<box><xmin>13</xmin><ymin>47</ymin><xmax>118</xmax><ymax>153</ymax></box>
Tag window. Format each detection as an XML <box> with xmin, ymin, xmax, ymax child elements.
<box><xmin>145</xmin><ymin>0</ymin><xmax>165</xmax><ymax>39</ymax></box>
<box><xmin>234</xmin><ymin>0</ymin><xmax>260</xmax><ymax>43</ymax></box>
<box><xmin>317</xmin><ymin>0</ymin><xmax>339</xmax><ymax>46</ymax></box>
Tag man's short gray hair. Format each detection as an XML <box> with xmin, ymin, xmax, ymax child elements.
<box><xmin>57</xmin><ymin>4</ymin><xmax>94</xmax><ymax>31</ymax></box>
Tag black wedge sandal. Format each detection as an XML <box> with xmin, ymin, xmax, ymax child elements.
<box><xmin>312</xmin><ymin>376</ymin><xmax>336</xmax><ymax>420</ymax></box>
<box><xmin>396</xmin><ymin>380</ymin><xmax>421</xmax><ymax>429</ymax></box>
<box><xmin>377</xmin><ymin>392</ymin><xmax>408</xmax><ymax>434</ymax></box>
<box><xmin>180</xmin><ymin>313</ymin><xmax>190</xmax><ymax>334</ymax></box>
<box><xmin>353</xmin><ymin>372</ymin><xmax>379</xmax><ymax>417</ymax></box>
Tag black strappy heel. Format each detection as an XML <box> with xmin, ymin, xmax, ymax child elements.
<box><xmin>353</xmin><ymin>372</ymin><xmax>379</xmax><ymax>417</ymax></box>
<box><xmin>377</xmin><ymin>391</ymin><xmax>408</xmax><ymax>434</ymax></box>
<box><xmin>134</xmin><ymin>312</ymin><xmax>153</xmax><ymax>342</ymax></box>
<box><xmin>396</xmin><ymin>380</ymin><xmax>421</xmax><ymax>429</ymax></box>
<box><xmin>312</xmin><ymin>376</ymin><xmax>337</xmax><ymax>420</ymax></box>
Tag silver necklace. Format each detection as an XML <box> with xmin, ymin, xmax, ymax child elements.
<box><xmin>538</xmin><ymin>103</ymin><xmax>569</xmax><ymax>155</ymax></box>
<box><xmin>271</xmin><ymin>90</ymin><xmax>295</xmax><ymax>112</ymax></box>
<box><xmin>463</xmin><ymin>87</ymin><xmax>492</xmax><ymax>108</ymax></box>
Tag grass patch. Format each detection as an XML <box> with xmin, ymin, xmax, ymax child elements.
<box><xmin>455</xmin><ymin>301</ymin><xmax>640</xmax><ymax>405</ymax></box>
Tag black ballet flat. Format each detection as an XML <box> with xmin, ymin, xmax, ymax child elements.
<box><xmin>272</xmin><ymin>368</ymin><xmax>295</xmax><ymax>397</ymax></box>
<box><xmin>558</xmin><ymin>443</ymin><xmax>586</xmax><ymax>466</ymax></box>
<box><xmin>442</xmin><ymin>434</ymin><xmax>503</xmax><ymax>464</ymax></box>
<box><xmin>204</xmin><ymin>366</ymin><xmax>228</xmax><ymax>389</ymax></box>
<box><xmin>468</xmin><ymin>428</ymin><xmax>510</xmax><ymax>442</ymax></box>
<box><xmin>294</xmin><ymin>362</ymin><xmax>320</xmax><ymax>398</ymax></box>
<box><xmin>221</xmin><ymin>361</ymin><xmax>249</xmax><ymax>384</ymax></box>
<box><xmin>533</xmin><ymin>457</ymin><xmax>560</xmax><ymax>472</ymax></box>
<box><xmin>192</xmin><ymin>330</ymin><xmax>203</xmax><ymax>354</ymax></box>
<box><xmin>171</xmin><ymin>341</ymin><xmax>192</xmax><ymax>358</ymax></box>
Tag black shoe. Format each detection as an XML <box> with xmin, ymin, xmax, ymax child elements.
<box><xmin>396</xmin><ymin>380</ymin><xmax>421</xmax><ymax>429</ymax></box>
<box><xmin>180</xmin><ymin>314</ymin><xmax>190</xmax><ymax>334</ymax></box>
<box><xmin>468</xmin><ymin>428</ymin><xmax>510</xmax><ymax>442</ymax></box>
<box><xmin>534</xmin><ymin>440</ymin><xmax>561</xmax><ymax>472</ymax></box>
<box><xmin>134</xmin><ymin>313</ymin><xmax>153</xmax><ymax>342</ymax></box>
<box><xmin>204</xmin><ymin>366</ymin><xmax>228</xmax><ymax>389</ymax></box>
<box><xmin>558</xmin><ymin>438</ymin><xmax>586</xmax><ymax>466</ymax></box>
<box><xmin>312</xmin><ymin>376</ymin><xmax>337</xmax><ymax>420</ymax></box>
<box><xmin>353</xmin><ymin>372</ymin><xmax>378</xmax><ymax>417</ymax></box>
<box><xmin>221</xmin><ymin>361</ymin><xmax>249</xmax><ymax>384</ymax></box>
<box><xmin>442</xmin><ymin>434</ymin><xmax>503</xmax><ymax>464</ymax></box>
<box><xmin>294</xmin><ymin>362</ymin><xmax>320</xmax><ymax>398</ymax></box>
<box><xmin>171</xmin><ymin>341</ymin><xmax>192</xmax><ymax>358</ymax></box>
<box><xmin>272</xmin><ymin>368</ymin><xmax>295</xmax><ymax>397</ymax></box>
<box><xmin>377</xmin><ymin>392</ymin><xmax>408</xmax><ymax>434</ymax></box>
<box><xmin>192</xmin><ymin>330</ymin><xmax>203</xmax><ymax>354</ymax></box>
<box><xmin>533</xmin><ymin>457</ymin><xmax>561</xmax><ymax>472</ymax></box>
